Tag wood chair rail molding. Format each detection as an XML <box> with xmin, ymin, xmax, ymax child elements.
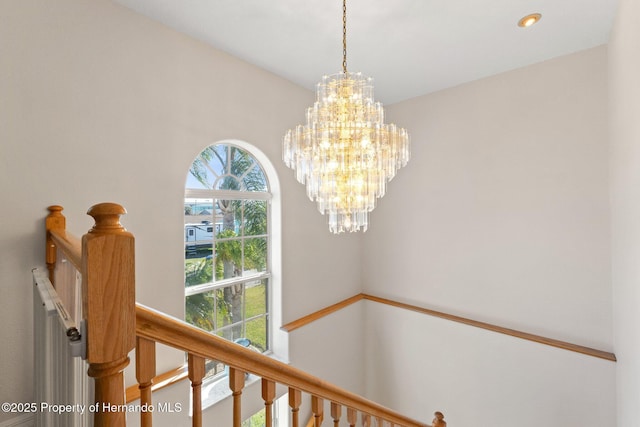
<box><xmin>135</xmin><ymin>303</ymin><xmax>428</xmax><ymax>427</ymax></box>
<box><xmin>280</xmin><ymin>294</ymin><xmax>363</xmax><ymax>333</ymax></box>
<box><xmin>141</xmin><ymin>287</ymin><xmax>616</xmax><ymax>404</ymax></box>
<box><xmin>282</xmin><ymin>293</ymin><xmax>617</xmax><ymax>362</ymax></box>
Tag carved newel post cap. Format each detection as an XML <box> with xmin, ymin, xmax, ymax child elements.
<box><xmin>87</xmin><ymin>202</ymin><xmax>128</xmax><ymax>233</ymax></box>
<box><xmin>46</xmin><ymin>205</ymin><xmax>66</xmax><ymax>230</ymax></box>
<box><xmin>47</xmin><ymin>205</ymin><xmax>64</xmax><ymax>215</ymax></box>
<box><xmin>432</xmin><ymin>411</ymin><xmax>446</xmax><ymax>427</ymax></box>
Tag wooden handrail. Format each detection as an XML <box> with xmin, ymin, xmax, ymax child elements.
<box><xmin>282</xmin><ymin>293</ymin><xmax>617</xmax><ymax>362</ymax></box>
<box><xmin>363</xmin><ymin>294</ymin><xmax>616</xmax><ymax>362</ymax></box>
<box><xmin>281</xmin><ymin>294</ymin><xmax>362</xmax><ymax>332</ymax></box>
<box><xmin>135</xmin><ymin>303</ymin><xmax>428</xmax><ymax>427</ymax></box>
<box><xmin>46</xmin><ymin>205</ymin><xmax>82</xmax><ymax>278</ymax></box>
<box><xmin>49</xmin><ymin>229</ymin><xmax>82</xmax><ymax>270</ymax></box>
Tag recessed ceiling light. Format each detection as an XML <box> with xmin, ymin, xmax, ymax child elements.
<box><xmin>518</xmin><ymin>13</ymin><xmax>542</xmax><ymax>28</ymax></box>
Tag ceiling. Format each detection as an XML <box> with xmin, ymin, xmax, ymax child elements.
<box><xmin>112</xmin><ymin>0</ymin><xmax>618</xmax><ymax>105</ymax></box>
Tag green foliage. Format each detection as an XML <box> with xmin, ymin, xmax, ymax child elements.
<box><xmin>188</xmin><ymin>145</ymin><xmax>267</xmax><ymax>192</ymax></box>
<box><xmin>242</xmin><ymin>408</ymin><xmax>265</xmax><ymax>427</ymax></box>
<box><xmin>185</xmin><ymin>257</ymin><xmax>212</xmax><ymax>287</ymax></box>
<box><xmin>243</xmin><ymin>200</ymin><xmax>267</xmax><ymax>234</ymax></box>
<box><xmin>184</xmin><ymin>282</ymin><xmax>267</xmax><ymax>351</ymax></box>
<box><xmin>244</xmin><ymin>283</ymin><xmax>267</xmax><ymax>351</ymax></box>
<box><xmin>245</xmin><ymin>317</ymin><xmax>267</xmax><ymax>352</ymax></box>
<box><xmin>185</xmin><ymin>257</ymin><xmax>214</xmax><ymax>330</ymax></box>
<box><xmin>216</xmin><ymin>229</ymin><xmax>241</xmax><ymax>260</ymax></box>
<box><xmin>185</xmin><ymin>293</ymin><xmax>214</xmax><ymax>331</ymax></box>
<box><xmin>215</xmin><ymin>229</ymin><xmax>241</xmax><ymax>280</ymax></box>
<box><xmin>244</xmin><ymin>237</ymin><xmax>267</xmax><ymax>271</ymax></box>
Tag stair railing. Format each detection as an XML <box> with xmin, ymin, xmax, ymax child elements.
<box><xmin>45</xmin><ymin>203</ymin><xmax>436</xmax><ymax>427</ymax></box>
<box><xmin>135</xmin><ymin>302</ymin><xmax>429</xmax><ymax>427</ymax></box>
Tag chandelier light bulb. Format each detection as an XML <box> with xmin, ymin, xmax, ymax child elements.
<box><xmin>283</xmin><ymin>72</ymin><xmax>410</xmax><ymax>233</ymax></box>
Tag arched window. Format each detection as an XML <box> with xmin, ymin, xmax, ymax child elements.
<box><xmin>184</xmin><ymin>141</ymin><xmax>279</xmax><ymax>379</ymax></box>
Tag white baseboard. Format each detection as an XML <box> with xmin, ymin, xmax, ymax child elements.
<box><xmin>0</xmin><ymin>414</ymin><xmax>35</xmax><ymax>427</ymax></box>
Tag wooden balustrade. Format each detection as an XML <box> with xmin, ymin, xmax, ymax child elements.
<box><xmin>347</xmin><ymin>407</ymin><xmax>357</xmax><ymax>427</ymax></box>
<box><xmin>311</xmin><ymin>395</ymin><xmax>323</xmax><ymax>427</ymax></box>
<box><xmin>262</xmin><ymin>379</ymin><xmax>276</xmax><ymax>427</ymax></box>
<box><xmin>229</xmin><ymin>367</ymin><xmax>246</xmax><ymax>427</ymax></box>
<box><xmin>289</xmin><ymin>387</ymin><xmax>302</xmax><ymax>427</ymax></box>
<box><xmin>331</xmin><ymin>402</ymin><xmax>342</xmax><ymax>427</ymax></box>
<box><xmin>135</xmin><ymin>303</ymin><xmax>429</xmax><ymax>427</ymax></box>
<box><xmin>188</xmin><ymin>354</ymin><xmax>205</xmax><ymax>427</ymax></box>
<box><xmin>331</xmin><ymin>402</ymin><xmax>341</xmax><ymax>427</ymax></box>
<box><xmin>45</xmin><ymin>204</ymin><xmax>435</xmax><ymax>427</ymax></box>
<box><xmin>136</xmin><ymin>337</ymin><xmax>155</xmax><ymax>427</ymax></box>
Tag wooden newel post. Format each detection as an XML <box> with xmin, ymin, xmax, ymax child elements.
<box><xmin>45</xmin><ymin>205</ymin><xmax>66</xmax><ymax>284</ymax></box>
<box><xmin>83</xmin><ymin>203</ymin><xmax>135</xmax><ymax>427</ymax></box>
<box><xmin>431</xmin><ymin>412</ymin><xmax>446</xmax><ymax>427</ymax></box>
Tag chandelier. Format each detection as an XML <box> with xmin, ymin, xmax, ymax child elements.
<box><xmin>283</xmin><ymin>0</ymin><xmax>410</xmax><ymax>234</ymax></box>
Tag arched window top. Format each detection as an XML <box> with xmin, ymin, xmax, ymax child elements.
<box><xmin>187</xmin><ymin>144</ymin><xmax>269</xmax><ymax>193</ymax></box>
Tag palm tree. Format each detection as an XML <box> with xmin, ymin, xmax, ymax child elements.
<box><xmin>185</xmin><ymin>258</ymin><xmax>213</xmax><ymax>330</ymax></box>
<box><xmin>186</xmin><ymin>144</ymin><xmax>268</xmax><ymax>341</ymax></box>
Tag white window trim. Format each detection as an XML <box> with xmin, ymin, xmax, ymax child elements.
<box><xmin>185</xmin><ymin>188</ymin><xmax>273</xmax><ymax>201</ymax></box>
<box><xmin>185</xmin><ymin>271</ymin><xmax>271</xmax><ymax>297</ymax></box>
<box><xmin>184</xmin><ymin>139</ymin><xmax>288</xmax><ymax>364</ymax></box>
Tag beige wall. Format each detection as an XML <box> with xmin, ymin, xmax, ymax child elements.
<box><xmin>609</xmin><ymin>0</ymin><xmax>640</xmax><ymax>425</ymax></box>
<box><xmin>0</xmin><ymin>0</ymin><xmax>624</xmax><ymax>426</ymax></box>
<box><xmin>362</xmin><ymin>47</ymin><xmax>614</xmax><ymax>426</ymax></box>
<box><xmin>364</xmin><ymin>301</ymin><xmax>615</xmax><ymax>426</ymax></box>
<box><xmin>366</xmin><ymin>46</ymin><xmax>611</xmax><ymax>350</ymax></box>
<box><xmin>0</xmin><ymin>1</ymin><xmax>362</xmax><ymax>423</ymax></box>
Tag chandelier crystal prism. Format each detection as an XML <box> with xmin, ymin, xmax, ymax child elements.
<box><xmin>283</xmin><ymin>0</ymin><xmax>410</xmax><ymax>234</ymax></box>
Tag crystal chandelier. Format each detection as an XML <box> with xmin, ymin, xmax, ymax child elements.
<box><xmin>283</xmin><ymin>0</ymin><xmax>410</xmax><ymax>234</ymax></box>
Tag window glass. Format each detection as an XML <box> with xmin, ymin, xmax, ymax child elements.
<box><xmin>185</xmin><ymin>143</ymin><xmax>271</xmax><ymax>382</ymax></box>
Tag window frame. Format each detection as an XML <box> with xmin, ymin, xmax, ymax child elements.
<box><xmin>184</xmin><ymin>142</ymin><xmax>275</xmax><ymax>371</ymax></box>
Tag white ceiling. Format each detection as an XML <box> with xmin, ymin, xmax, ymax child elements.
<box><xmin>112</xmin><ymin>0</ymin><xmax>618</xmax><ymax>105</ymax></box>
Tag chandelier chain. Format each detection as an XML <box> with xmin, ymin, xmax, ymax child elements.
<box><xmin>342</xmin><ymin>0</ymin><xmax>347</xmax><ymax>73</ymax></box>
